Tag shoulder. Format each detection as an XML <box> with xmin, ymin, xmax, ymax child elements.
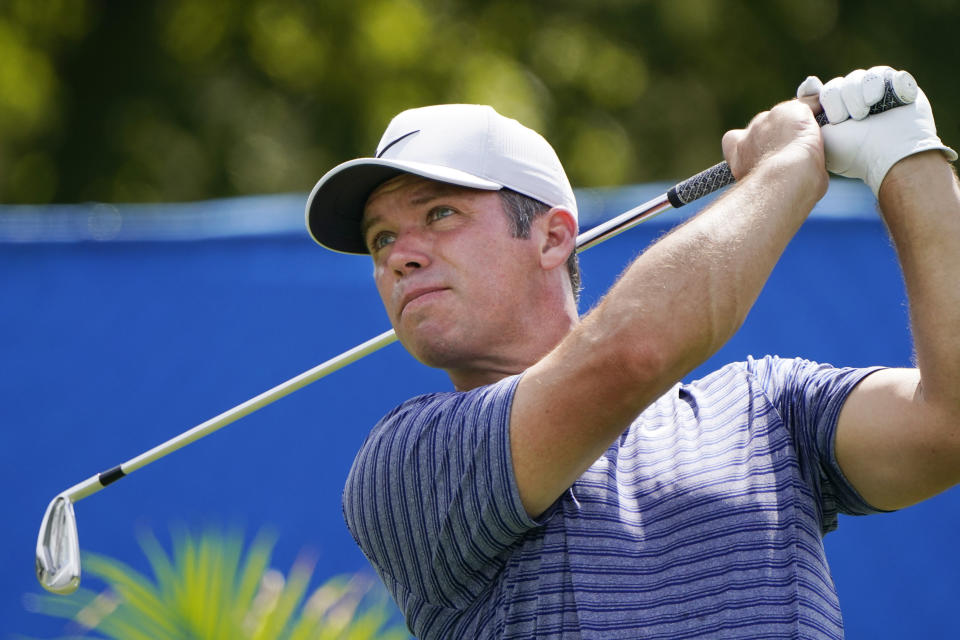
<box><xmin>681</xmin><ymin>355</ymin><xmax>787</xmax><ymax>394</ymax></box>
<box><xmin>342</xmin><ymin>374</ymin><xmax>534</xmax><ymax>603</ymax></box>
<box><xmin>370</xmin><ymin>374</ymin><xmax>522</xmax><ymax>441</ymax></box>
<box><xmin>689</xmin><ymin>355</ymin><xmax>859</xmax><ymax>391</ymax></box>
<box><xmin>347</xmin><ymin>374</ymin><xmax>523</xmax><ymax>483</ymax></box>
<box><xmin>683</xmin><ymin>356</ymin><xmax>884</xmax><ymax>443</ymax></box>
<box><xmin>678</xmin><ymin>355</ymin><xmax>872</xmax><ymax>420</ymax></box>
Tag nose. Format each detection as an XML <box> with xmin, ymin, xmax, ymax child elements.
<box><xmin>386</xmin><ymin>230</ymin><xmax>432</xmax><ymax>277</ymax></box>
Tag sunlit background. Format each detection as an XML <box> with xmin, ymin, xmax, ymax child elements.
<box><xmin>2</xmin><ymin>0</ymin><xmax>958</xmax><ymax>205</ymax></box>
<box><xmin>4</xmin><ymin>0</ymin><xmax>960</xmax><ymax>638</ymax></box>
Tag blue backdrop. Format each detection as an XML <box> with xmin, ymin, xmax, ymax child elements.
<box><xmin>2</xmin><ymin>181</ymin><xmax>958</xmax><ymax>638</ymax></box>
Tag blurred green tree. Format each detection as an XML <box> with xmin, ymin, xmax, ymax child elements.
<box><xmin>0</xmin><ymin>0</ymin><xmax>957</xmax><ymax>204</ymax></box>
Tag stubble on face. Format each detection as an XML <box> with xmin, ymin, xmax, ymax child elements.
<box><xmin>363</xmin><ymin>176</ymin><xmax>544</xmax><ymax>385</ymax></box>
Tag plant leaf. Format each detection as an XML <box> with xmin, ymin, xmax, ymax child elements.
<box><xmin>26</xmin><ymin>526</ymin><xmax>409</xmax><ymax>640</ymax></box>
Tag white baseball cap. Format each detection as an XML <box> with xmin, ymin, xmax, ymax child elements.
<box><xmin>305</xmin><ymin>104</ymin><xmax>578</xmax><ymax>254</ymax></box>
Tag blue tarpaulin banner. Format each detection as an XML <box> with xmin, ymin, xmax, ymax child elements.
<box><xmin>2</xmin><ymin>181</ymin><xmax>956</xmax><ymax>637</ymax></box>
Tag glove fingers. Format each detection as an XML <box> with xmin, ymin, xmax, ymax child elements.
<box><xmin>796</xmin><ymin>75</ymin><xmax>823</xmax><ymax>98</ymax></box>
<box><xmin>820</xmin><ymin>77</ymin><xmax>849</xmax><ymax>124</ymax></box>
<box><xmin>823</xmin><ymin>66</ymin><xmax>895</xmax><ymax>123</ymax></box>
<box><xmin>809</xmin><ymin>66</ymin><xmax>955</xmax><ymax>196</ymax></box>
<box><xmin>840</xmin><ymin>69</ymin><xmax>871</xmax><ymax>120</ymax></box>
<box><xmin>860</xmin><ymin>68</ymin><xmax>887</xmax><ymax>107</ymax></box>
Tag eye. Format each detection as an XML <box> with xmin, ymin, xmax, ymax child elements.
<box><xmin>427</xmin><ymin>206</ymin><xmax>455</xmax><ymax>222</ymax></box>
<box><xmin>368</xmin><ymin>230</ymin><xmax>395</xmax><ymax>253</ymax></box>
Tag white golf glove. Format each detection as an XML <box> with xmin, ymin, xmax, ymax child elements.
<box><xmin>796</xmin><ymin>66</ymin><xmax>957</xmax><ymax>197</ymax></box>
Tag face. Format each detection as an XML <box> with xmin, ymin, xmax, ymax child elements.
<box><xmin>362</xmin><ymin>175</ymin><xmax>544</xmax><ymax>374</ymax></box>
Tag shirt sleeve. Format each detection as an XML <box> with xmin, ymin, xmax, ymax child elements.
<box><xmin>341</xmin><ymin>373</ymin><xmax>540</xmax><ymax>610</ymax></box>
<box><xmin>745</xmin><ymin>355</ymin><xmax>892</xmax><ymax>534</ymax></box>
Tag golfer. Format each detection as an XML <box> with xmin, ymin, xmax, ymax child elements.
<box><xmin>306</xmin><ymin>66</ymin><xmax>959</xmax><ymax>638</ymax></box>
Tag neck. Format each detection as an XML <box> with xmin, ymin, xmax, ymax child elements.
<box><xmin>446</xmin><ymin>295</ymin><xmax>579</xmax><ymax>391</ymax></box>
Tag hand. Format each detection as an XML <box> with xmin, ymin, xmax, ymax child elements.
<box><xmin>721</xmin><ymin>99</ymin><xmax>827</xmax><ymax>193</ymax></box>
<box><xmin>796</xmin><ymin>66</ymin><xmax>957</xmax><ymax>197</ymax></box>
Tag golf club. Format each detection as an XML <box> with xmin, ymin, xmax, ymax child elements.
<box><xmin>36</xmin><ymin>72</ymin><xmax>917</xmax><ymax>595</ymax></box>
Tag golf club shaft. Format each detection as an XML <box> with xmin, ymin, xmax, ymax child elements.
<box><xmin>57</xmin><ymin>186</ymin><xmax>700</xmax><ymax>505</ymax></box>
<box><xmin>58</xmin><ymin>74</ymin><xmax>916</xmax><ymax>504</ymax></box>
<box><xmin>60</xmin><ymin>328</ymin><xmax>398</xmax><ymax>502</ymax></box>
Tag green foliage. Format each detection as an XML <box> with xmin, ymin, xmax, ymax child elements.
<box><xmin>1</xmin><ymin>0</ymin><xmax>958</xmax><ymax>203</ymax></box>
<box><xmin>22</xmin><ymin>528</ymin><xmax>409</xmax><ymax>640</ymax></box>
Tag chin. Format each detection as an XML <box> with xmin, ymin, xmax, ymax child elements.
<box><xmin>408</xmin><ymin>341</ymin><xmax>464</xmax><ymax>370</ymax></box>
<box><xmin>396</xmin><ymin>316</ymin><xmax>456</xmax><ymax>363</ymax></box>
<box><xmin>401</xmin><ymin>330</ymin><xmax>474</xmax><ymax>371</ymax></box>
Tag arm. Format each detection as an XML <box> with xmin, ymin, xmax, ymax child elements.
<box><xmin>835</xmin><ymin>152</ymin><xmax>960</xmax><ymax>510</ymax></box>
<box><xmin>511</xmin><ymin>100</ymin><xmax>829</xmax><ymax>517</ymax></box>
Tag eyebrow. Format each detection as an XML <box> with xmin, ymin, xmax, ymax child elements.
<box><xmin>361</xmin><ymin>184</ymin><xmax>465</xmax><ymax>239</ymax></box>
<box><xmin>360</xmin><ymin>215</ymin><xmax>382</xmax><ymax>241</ymax></box>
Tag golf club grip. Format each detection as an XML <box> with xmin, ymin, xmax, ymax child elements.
<box><xmin>666</xmin><ymin>162</ymin><xmax>735</xmax><ymax>208</ymax></box>
<box><xmin>666</xmin><ymin>76</ymin><xmax>915</xmax><ymax>208</ymax></box>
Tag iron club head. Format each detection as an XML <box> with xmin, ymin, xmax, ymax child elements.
<box><xmin>36</xmin><ymin>494</ymin><xmax>81</xmax><ymax>594</ymax></box>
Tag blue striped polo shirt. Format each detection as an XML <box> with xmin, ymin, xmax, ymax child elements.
<box><xmin>342</xmin><ymin>355</ymin><xmax>885</xmax><ymax>638</ymax></box>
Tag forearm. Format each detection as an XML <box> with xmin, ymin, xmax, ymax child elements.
<box><xmin>575</xmin><ymin>151</ymin><xmax>825</xmax><ymax>410</ymax></box>
<box><xmin>879</xmin><ymin>152</ymin><xmax>960</xmax><ymax>407</ymax></box>
<box><xmin>830</xmin><ymin>152</ymin><xmax>960</xmax><ymax>510</ymax></box>
<box><xmin>512</xmin><ymin>100</ymin><xmax>827</xmax><ymax>517</ymax></box>
<box><xmin>513</xmin><ymin>152</ymin><xmax>824</xmax><ymax>516</ymax></box>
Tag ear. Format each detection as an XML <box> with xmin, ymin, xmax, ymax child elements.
<box><xmin>534</xmin><ymin>207</ymin><xmax>577</xmax><ymax>271</ymax></box>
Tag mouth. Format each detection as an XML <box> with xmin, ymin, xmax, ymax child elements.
<box><xmin>399</xmin><ymin>287</ymin><xmax>449</xmax><ymax>317</ymax></box>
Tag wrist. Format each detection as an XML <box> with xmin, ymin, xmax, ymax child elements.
<box><xmin>878</xmin><ymin>150</ymin><xmax>958</xmax><ymax>210</ymax></box>
<box><xmin>760</xmin><ymin>146</ymin><xmax>829</xmax><ymax>205</ymax></box>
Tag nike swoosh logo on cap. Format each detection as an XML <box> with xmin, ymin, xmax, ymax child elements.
<box><xmin>377</xmin><ymin>130</ymin><xmax>420</xmax><ymax>158</ymax></box>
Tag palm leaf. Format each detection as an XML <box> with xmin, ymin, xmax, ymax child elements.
<box><xmin>25</xmin><ymin>526</ymin><xmax>409</xmax><ymax>640</ymax></box>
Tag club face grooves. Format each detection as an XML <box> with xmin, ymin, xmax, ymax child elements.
<box><xmin>35</xmin><ymin>495</ymin><xmax>81</xmax><ymax>594</ymax></box>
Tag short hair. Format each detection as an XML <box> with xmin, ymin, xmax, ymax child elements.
<box><xmin>497</xmin><ymin>189</ymin><xmax>581</xmax><ymax>302</ymax></box>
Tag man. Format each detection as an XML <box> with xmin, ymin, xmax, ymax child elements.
<box><xmin>305</xmin><ymin>67</ymin><xmax>959</xmax><ymax>638</ymax></box>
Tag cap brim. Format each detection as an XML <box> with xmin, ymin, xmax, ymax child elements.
<box><xmin>305</xmin><ymin>158</ymin><xmax>502</xmax><ymax>254</ymax></box>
